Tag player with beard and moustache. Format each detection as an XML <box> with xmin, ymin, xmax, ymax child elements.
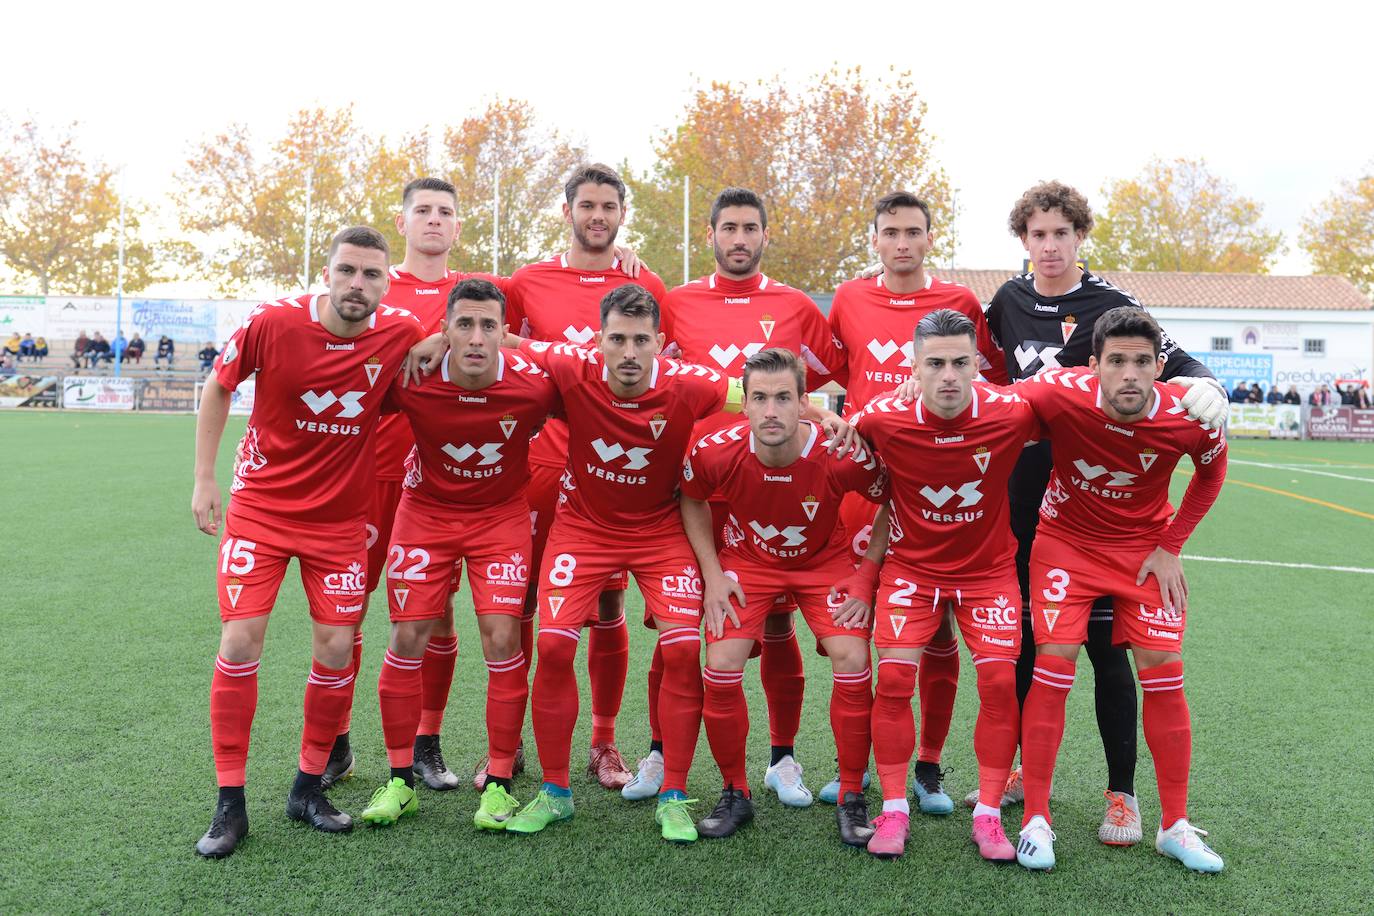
<box><xmin>633</xmin><ymin>188</ymin><xmax>846</xmax><ymax>808</ymax></box>
<box><xmin>972</xmin><ymin>181</ymin><xmax>1228</xmax><ymax>847</ymax></box>
<box><xmin>190</xmin><ymin>227</ymin><xmax>424</xmax><ymax>858</ymax></box>
<box><xmin>827</xmin><ymin>191</ymin><xmax>1009</xmax><ymax>813</ymax></box>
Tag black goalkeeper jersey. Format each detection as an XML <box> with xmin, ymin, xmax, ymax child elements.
<box><xmin>985</xmin><ymin>270</ymin><xmax>1210</xmax><ymax>381</ymax></box>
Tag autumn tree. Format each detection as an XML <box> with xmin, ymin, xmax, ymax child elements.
<box><xmin>174</xmin><ymin>107</ymin><xmax>428</xmax><ymax>295</ymax></box>
<box><xmin>439</xmin><ymin>98</ymin><xmax>586</xmax><ymax>275</ymax></box>
<box><xmin>1301</xmin><ymin>167</ymin><xmax>1374</xmax><ymax>294</ymax></box>
<box><xmin>625</xmin><ymin>67</ymin><xmax>953</xmax><ymax>291</ymax></box>
<box><xmin>0</xmin><ymin>121</ymin><xmax>165</xmax><ymax>295</ymax></box>
<box><xmin>1089</xmin><ymin>157</ymin><xmax>1283</xmax><ymax>273</ymax></box>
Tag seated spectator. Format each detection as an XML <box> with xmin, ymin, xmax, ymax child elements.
<box><xmin>0</xmin><ymin>350</ymin><xmax>15</xmax><ymax>377</ymax></box>
<box><xmin>1266</xmin><ymin>385</ymin><xmax>1284</xmax><ymax>405</ymax></box>
<box><xmin>1283</xmin><ymin>385</ymin><xmax>1301</xmax><ymax>405</ymax></box>
<box><xmin>1229</xmin><ymin>380</ymin><xmax>1249</xmax><ymax>403</ymax></box>
<box><xmin>85</xmin><ymin>332</ymin><xmax>112</xmax><ymax>369</ymax></box>
<box><xmin>71</xmin><ymin>330</ymin><xmax>90</xmax><ymax>369</ymax></box>
<box><xmin>33</xmin><ymin>335</ymin><xmax>48</xmax><ymax>359</ymax></box>
<box><xmin>198</xmin><ymin>342</ymin><xmax>220</xmax><ymax>373</ymax></box>
<box><xmin>126</xmin><ymin>333</ymin><xmax>146</xmax><ymax>364</ymax></box>
<box><xmin>3</xmin><ymin>332</ymin><xmax>19</xmax><ymax>361</ymax></box>
<box><xmin>155</xmin><ymin>336</ymin><xmax>175</xmax><ymax>369</ymax></box>
<box><xmin>18</xmin><ymin>333</ymin><xmax>36</xmax><ymax>361</ymax></box>
<box><xmin>1247</xmin><ymin>383</ymin><xmax>1263</xmax><ymax>404</ymax></box>
<box><xmin>112</xmin><ymin>332</ymin><xmax>128</xmax><ymax>364</ymax></box>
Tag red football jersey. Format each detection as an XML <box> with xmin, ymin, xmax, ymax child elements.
<box><xmin>507</xmin><ymin>255</ymin><xmax>671</xmax><ymax>469</ymax></box>
<box><xmin>680</xmin><ymin>419</ymin><xmax>887</xmax><ymax>569</ymax></box>
<box><xmin>1019</xmin><ymin>369</ymin><xmax>1228</xmax><ymax>553</ymax></box>
<box><xmin>214</xmin><ymin>293</ymin><xmax>425</xmax><ymax>524</ymax></box>
<box><xmin>829</xmin><ymin>273</ymin><xmax>1007</xmax><ymax>416</ymax></box>
<box><xmin>519</xmin><ymin>339</ymin><xmax>727</xmax><ymax>530</ymax></box>
<box><xmin>373</xmin><ymin>267</ymin><xmax>512</xmax><ymax>480</ymax></box>
<box><xmin>381</xmin><ymin>348</ymin><xmax>559</xmax><ymax>507</ymax></box>
<box><xmin>853</xmin><ymin>383</ymin><xmax>1039</xmax><ymax>584</ymax></box>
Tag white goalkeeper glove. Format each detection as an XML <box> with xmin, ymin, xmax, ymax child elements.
<box><xmin>1171</xmin><ymin>376</ymin><xmax>1229</xmax><ymax>430</ymax></box>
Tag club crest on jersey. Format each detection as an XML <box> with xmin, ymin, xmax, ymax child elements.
<box><xmin>547</xmin><ymin>590</ymin><xmax>565</xmax><ymax>619</ymax></box>
<box><xmin>1060</xmin><ymin>316</ymin><xmax>1077</xmax><ymax>344</ymax></box>
<box><xmin>364</xmin><ymin>357</ymin><xmax>382</xmax><ymax>387</ymax></box>
<box><xmin>972</xmin><ymin>446</ymin><xmax>991</xmax><ymax>474</ymax></box>
<box><xmin>801</xmin><ymin>495</ymin><xmax>819</xmax><ymax>521</ymax></box>
<box><xmin>1138</xmin><ymin>448</ymin><xmax>1158</xmax><ymax>472</ymax></box>
<box><xmin>649</xmin><ymin>413</ymin><xmax>668</xmax><ymax>440</ymax></box>
<box><xmin>890</xmin><ymin>614</ymin><xmax>908</xmax><ymax>638</ymax></box>
<box><xmin>392</xmin><ymin>582</ymin><xmax>410</xmax><ymax>611</ymax></box>
<box><xmin>499</xmin><ymin>414</ymin><xmax>518</xmax><ymax>439</ymax></box>
<box><xmin>759</xmin><ymin>315</ymin><xmax>775</xmax><ymax>340</ymax></box>
<box><xmin>224</xmin><ymin>578</ymin><xmax>243</xmax><ymax>609</ymax></box>
<box><xmin>1042</xmin><ymin>605</ymin><xmax>1060</xmax><ymax>633</ymax></box>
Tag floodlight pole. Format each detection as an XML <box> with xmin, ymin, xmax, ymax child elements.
<box><xmin>682</xmin><ymin>175</ymin><xmax>690</xmax><ymax>285</ymax></box>
<box><xmin>492</xmin><ymin>169</ymin><xmax>500</xmax><ymax>276</ymax></box>
<box><xmin>303</xmin><ymin>164</ymin><xmax>314</xmax><ymax>291</ymax></box>
<box><xmin>115</xmin><ymin>166</ymin><xmax>126</xmax><ymax>379</ymax></box>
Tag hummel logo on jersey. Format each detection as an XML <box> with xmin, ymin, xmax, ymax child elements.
<box><xmin>649</xmin><ymin>414</ymin><xmax>667</xmax><ymax>439</ymax></box>
<box><xmin>592</xmin><ymin>438</ymin><xmax>652</xmax><ymax>470</ymax></box>
<box><xmin>301</xmin><ymin>390</ymin><xmax>366</xmax><ymax>418</ymax></box>
<box><xmin>1014</xmin><ymin>342</ymin><xmax>1063</xmax><ymax>372</ymax></box>
<box><xmin>890</xmin><ymin>615</ymin><xmax>908</xmax><ymax>638</ymax></box>
<box><xmin>1034</xmin><ymin>303</ymin><xmax>1058</xmax><ymax>313</ymax></box>
<box><xmin>563</xmin><ymin>325</ymin><xmax>595</xmax><ymax>344</ymax></box>
<box><xmin>867</xmin><ymin>339</ymin><xmax>915</xmax><ymax>366</ymax></box>
<box><xmin>801</xmin><ymin>496</ymin><xmax>819</xmax><ymax>521</ymax></box>
<box><xmin>578</xmin><ymin>276</ymin><xmax>605</xmax><ymax>284</ymax></box>
<box><xmin>1071</xmin><ymin>459</ymin><xmax>1137</xmax><ymax>487</ymax></box>
<box><xmin>324</xmin><ymin>341</ymin><xmax>354</xmax><ymax>351</ymax></box>
<box><xmin>919</xmin><ymin>481</ymin><xmax>983</xmax><ymax>508</ymax></box>
<box><xmin>973</xmin><ymin>448</ymin><xmax>991</xmax><ymax>474</ymax></box>
<box><xmin>442</xmin><ymin>442</ymin><xmax>504</xmax><ymax>466</ymax></box>
<box><xmin>749</xmin><ymin>521</ymin><xmax>807</xmax><ymax>547</ymax></box>
<box><xmin>414</xmin><ymin>288</ymin><xmax>440</xmax><ymax>295</ymax></box>
<box><xmin>708</xmin><ymin>342</ymin><xmax>765</xmax><ymax>368</ymax></box>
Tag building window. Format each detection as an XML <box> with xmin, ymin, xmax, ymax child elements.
<box><xmin>1211</xmin><ymin>336</ymin><xmax>1232</xmax><ymax>351</ymax></box>
<box><xmin>1303</xmin><ymin>338</ymin><xmax>1325</xmax><ymax>356</ymax></box>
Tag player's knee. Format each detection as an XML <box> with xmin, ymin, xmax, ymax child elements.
<box><xmin>534</xmin><ymin>630</ymin><xmax>578</xmax><ymax>672</ymax></box>
<box><xmin>481</xmin><ymin>620</ymin><xmax>521</xmax><ymax>661</ymax></box>
<box><xmin>973</xmin><ymin>659</ymin><xmax>1017</xmax><ymax>704</ymax></box>
<box><xmin>657</xmin><ymin>631</ymin><xmax>702</xmax><ymax>671</ymax></box>
<box><xmin>596</xmin><ymin>590</ymin><xmax>625</xmax><ymax>619</ymax></box>
<box><xmin>312</xmin><ymin>624</ymin><xmax>356</xmax><ymax>668</ymax></box>
<box><xmin>218</xmin><ymin>622</ymin><xmax>266</xmax><ymax>665</ymax></box>
<box><xmin>1132</xmin><ymin>647</ymin><xmax>1182</xmax><ymax>670</ymax></box>
<box><xmin>1037</xmin><ymin>642</ymin><xmax>1080</xmax><ymax>661</ymax></box>
<box><xmin>828</xmin><ymin>644</ymin><xmax>870</xmax><ymax>674</ymax></box>
<box><xmin>875</xmin><ymin>659</ymin><xmax>917</xmax><ymax>700</ymax></box>
<box><xmin>390</xmin><ymin>621</ymin><xmax>432</xmax><ymax>658</ymax></box>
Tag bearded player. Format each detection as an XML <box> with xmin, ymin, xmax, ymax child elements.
<box><xmin>1012</xmin><ymin>307</ymin><xmax>1227</xmax><ymax>874</ymax></box>
<box><xmin>680</xmin><ymin>347</ymin><xmax>886</xmax><ymax>846</ymax></box>
<box><xmin>190</xmin><ymin>227</ymin><xmax>423</xmax><ymax>858</ymax></box>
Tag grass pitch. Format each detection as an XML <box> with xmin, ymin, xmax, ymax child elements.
<box><xmin>2</xmin><ymin>412</ymin><xmax>1373</xmax><ymax>914</ymax></box>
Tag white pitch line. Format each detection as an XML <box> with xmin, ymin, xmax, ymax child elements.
<box><xmin>1184</xmin><ymin>555</ymin><xmax>1374</xmax><ymax>575</ymax></box>
<box><xmin>1229</xmin><ymin>459</ymin><xmax>1374</xmax><ymax>484</ymax></box>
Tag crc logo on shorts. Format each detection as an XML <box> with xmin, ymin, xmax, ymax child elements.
<box><xmin>323</xmin><ymin>561</ymin><xmax>366</xmax><ymax>596</ymax></box>
<box><xmin>971</xmin><ymin>595</ymin><xmax>1018</xmax><ymax>631</ymax></box>
<box><xmin>485</xmin><ymin>553</ymin><xmax>529</xmax><ymax>587</ymax></box>
<box><xmin>661</xmin><ymin>565</ymin><xmax>703</xmax><ymax>600</ymax></box>
<box><xmin>1137</xmin><ymin>604</ymin><xmax>1182</xmax><ymax>626</ymax></box>
<box><xmin>301</xmin><ymin>389</ymin><xmax>367</xmax><ymax>419</ymax></box>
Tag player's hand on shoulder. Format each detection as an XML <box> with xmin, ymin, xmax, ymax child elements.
<box><xmin>1136</xmin><ymin>547</ymin><xmax>1188</xmax><ymax>613</ymax></box>
<box><xmin>614</xmin><ymin>245</ymin><xmax>645</xmax><ymax>279</ymax></box>
<box><xmin>702</xmin><ymin>571</ymin><xmax>744</xmax><ymax>640</ymax></box>
<box><xmin>894</xmin><ymin>374</ymin><xmax>920</xmax><ymax>403</ymax></box>
<box><xmin>402</xmin><ymin>332</ymin><xmax>447</xmax><ymax>387</ymax></box>
<box><xmin>854</xmin><ymin>261</ymin><xmax>882</xmax><ymax>280</ymax></box>
<box><xmin>817</xmin><ymin>409</ymin><xmax>861</xmax><ymax>458</ymax></box>
<box><xmin>191</xmin><ymin>478</ymin><xmax>222</xmax><ymax>536</ymax></box>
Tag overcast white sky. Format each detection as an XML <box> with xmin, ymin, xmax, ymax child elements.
<box><xmin>6</xmin><ymin>0</ymin><xmax>1372</xmax><ymax>294</ymax></box>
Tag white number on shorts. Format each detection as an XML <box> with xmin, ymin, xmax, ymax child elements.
<box><xmin>889</xmin><ymin>577</ymin><xmax>918</xmax><ymax>607</ymax></box>
<box><xmin>387</xmin><ymin>545</ymin><xmax>431</xmax><ymax>581</ymax></box>
<box><xmin>220</xmin><ymin>538</ymin><xmax>257</xmax><ymax>575</ymax></box>
<box><xmin>1041</xmin><ymin>568</ymin><xmax>1070</xmax><ymax>602</ymax></box>
<box><xmin>549</xmin><ymin>553</ymin><xmax>577</xmax><ymax>587</ymax></box>
<box><xmin>851</xmin><ymin>524</ymin><xmax>872</xmax><ymax>558</ymax></box>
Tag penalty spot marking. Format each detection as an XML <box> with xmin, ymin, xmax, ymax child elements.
<box><xmin>1184</xmin><ymin>555</ymin><xmax>1374</xmax><ymax>576</ymax></box>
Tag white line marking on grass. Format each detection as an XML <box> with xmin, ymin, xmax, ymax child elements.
<box><xmin>1184</xmin><ymin>555</ymin><xmax>1374</xmax><ymax>575</ymax></box>
<box><xmin>1229</xmin><ymin>459</ymin><xmax>1374</xmax><ymax>484</ymax></box>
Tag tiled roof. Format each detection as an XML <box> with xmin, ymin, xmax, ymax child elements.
<box><xmin>934</xmin><ymin>270</ymin><xmax>1373</xmax><ymax>311</ymax></box>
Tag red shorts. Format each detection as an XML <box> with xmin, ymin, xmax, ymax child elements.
<box><xmin>537</xmin><ymin>514</ymin><xmax>701</xmax><ymax>630</ymax></box>
<box><xmin>1029</xmin><ymin>531</ymin><xmax>1184</xmax><ymax>652</ymax></box>
<box><xmin>873</xmin><ymin>564</ymin><xmax>1021</xmax><ymax>659</ymax></box>
<box><xmin>839</xmin><ymin>491</ymin><xmax>882</xmax><ymax>565</ymax></box>
<box><xmin>711</xmin><ymin>500</ymin><xmax>793</xmax><ymax>619</ymax></box>
<box><xmin>529</xmin><ymin>462</ymin><xmax>627</xmax><ymax>593</ymax></box>
<box><xmin>366</xmin><ymin>478</ymin><xmax>405</xmax><ymax>591</ymax></box>
<box><xmin>712</xmin><ymin>556</ymin><xmax>869</xmax><ymax>646</ymax></box>
<box><xmin>386</xmin><ymin>494</ymin><xmax>533</xmax><ymax>622</ymax></box>
<box><xmin>217</xmin><ymin>506</ymin><xmax>367</xmax><ymax>625</ymax></box>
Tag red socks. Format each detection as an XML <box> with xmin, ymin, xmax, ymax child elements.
<box><xmin>761</xmin><ymin>623</ymin><xmax>805</xmax><ymax>747</ymax></box>
<box><xmin>647</xmin><ymin>641</ymin><xmax>664</xmax><ymax>745</ymax></box>
<box><xmin>972</xmin><ymin>657</ymin><xmax>1019</xmax><ymax>808</ymax></box>
<box><xmin>210</xmin><ymin>656</ymin><xmax>259</xmax><ymax>786</ymax></box>
<box><xmin>377</xmin><ymin>650</ymin><xmax>423</xmax><ymax>768</ymax></box>
<box><xmin>519</xmin><ymin>610</ymin><xmax>536</xmax><ymax>677</ymax></box>
<box><xmin>916</xmin><ymin>638</ymin><xmax>959</xmax><ymax>764</ymax></box>
<box><xmin>417</xmin><ymin>635</ymin><xmax>458</xmax><ymax>735</ymax></box>
<box><xmin>656</xmin><ymin>628</ymin><xmax>703</xmax><ymax>794</ymax></box>
<box><xmin>530</xmin><ymin>627</ymin><xmax>580</xmax><ymax>789</ymax></box>
<box><xmin>1020</xmin><ymin>654</ymin><xmax>1076</xmax><ymax>825</ymax></box>
<box><xmin>336</xmin><ymin>630</ymin><xmax>365</xmax><ymax>737</ymax></box>
<box><xmin>702</xmin><ymin>667</ymin><xmax>749</xmax><ymax>793</ymax></box>
<box><xmin>831</xmin><ymin>667</ymin><xmax>873</xmax><ymax>797</ymax></box>
<box><xmin>1140</xmin><ymin>660</ymin><xmax>1191</xmax><ymax>827</ymax></box>
<box><xmin>485</xmin><ymin>651</ymin><xmax>528</xmax><ymax>780</ymax></box>
<box><xmin>588</xmin><ymin>614</ymin><xmax>628</xmax><ymax>746</ymax></box>
<box><xmin>300</xmin><ymin>659</ymin><xmax>357</xmax><ymax>775</ymax></box>
<box><xmin>872</xmin><ymin>657</ymin><xmax>917</xmax><ymax>802</ymax></box>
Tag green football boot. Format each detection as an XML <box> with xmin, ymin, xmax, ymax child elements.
<box><xmin>505</xmin><ymin>786</ymin><xmax>574</xmax><ymax>835</ymax></box>
<box><xmin>360</xmin><ymin>777</ymin><xmax>418</xmax><ymax>827</ymax></box>
<box><xmin>655</xmin><ymin>792</ymin><xmax>699</xmax><ymax>844</ymax></box>
<box><xmin>474</xmin><ymin>782</ymin><xmax>522</xmax><ymax>831</ymax></box>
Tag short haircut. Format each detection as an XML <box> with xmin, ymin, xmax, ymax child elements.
<box><xmin>710</xmin><ymin>187</ymin><xmax>767</xmax><ymax>230</ymax></box>
<box><xmin>564</xmin><ymin>163</ymin><xmax>626</xmax><ymax>206</ymax></box>
<box><xmin>446</xmin><ymin>277</ymin><xmax>506</xmax><ymax>323</ymax></box>
<box><xmin>1008</xmin><ymin>180</ymin><xmax>1094</xmax><ymax>237</ymax></box>
<box><xmin>402</xmin><ymin>177</ymin><xmax>457</xmax><ymax>210</ymax></box>
<box><xmin>914</xmin><ymin>308</ymin><xmax>977</xmax><ymax>348</ymax></box>
<box><xmin>599</xmin><ymin>283</ymin><xmax>660</xmax><ymax>329</ymax></box>
<box><xmin>1092</xmin><ymin>306</ymin><xmax>1162</xmax><ymax>358</ymax></box>
<box><xmin>742</xmin><ymin>347</ymin><xmax>805</xmax><ymax>397</ymax></box>
<box><xmin>873</xmin><ymin>191</ymin><xmax>932</xmax><ymax>232</ymax></box>
<box><xmin>328</xmin><ymin>225</ymin><xmax>389</xmax><ymax>262</ymax></box>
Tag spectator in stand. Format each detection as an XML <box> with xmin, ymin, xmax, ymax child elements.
<box><xmin>1283</xmin><ymin>385</ymin><xmax>1301</xmax><ymax>405</ymax></box>
<box><xmin>33</xmin><ymin>335</ymin><xmax>48</xmax><ymax>360</ymax></box>
<box><xmin>1309</xmin><ymin>384</ymin><xmax>1334</xmax><ymax>406</ymax></box>
<box><xmin>0</xmin><ymin>350</ymin><xmax>15</xmax><ymax>377</ymax></box>
<box><xmin>197</xmin><ymin>341</ymin><xmax>219</xmax><ymax>373</ymax></box>
<box><xmin>126</xmin><ymin>333</ymin><xmax>146</xmax><ymax>364</ymax></box>
<box><xmin>18</xmin><ymin>333</ymin><xmax>36</xmax><ymax>361</ymax></box>
<box><xmin>112</xmin><ymin>332</ymin><xmax>128</xmax><ymax>364</ymax></box>
<box><xmin>85</xmin><ymin>332</ymin><xmax>111</xmax><ymax>369</ymax></box>
<box><xmin>154</xmin><ymin>335</ymin><xmax>174</xmax><ymax>369</ymax></box>
<box><xmin>3</xmin><ymin>332</ymin><xmax>19</xmax><ymax>361</ymax></box>
<box><xmin>1247</xmin><ymin>383</ymin><xmax>1264</xmax><ymax>404</ymax></box>
<box><xmin>1229</xmin><ymin>380</ymin><xmax>1250</xmax><ymax>403</ymax></box>
<box><xmin>1356</xmin><ymin>385</ymin><xmax>1372</xmax><ymax>410</ymax></box>
<box><xmin>1265</xmin><ymin>384</ymin><xmax>1284</xmax><ymax>405</ymax></box>
<box><xmin>71</xmin><ymin>330</ymin><xmax>90</xmax><ymax>369</ymax></box>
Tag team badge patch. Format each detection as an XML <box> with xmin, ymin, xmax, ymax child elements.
<box><xmin>972</xmin><ymin>446</ymin><xmax>991</xmax><ymax>474</ymax></box>
<box><xmin>1138</xmin><ymin>449</ymin><xmax>1158</xmax><ymax>471</ymax></box>
<box><xmin>499</xmin><ymin>414</ymin><xmax>517</xmax><ymax>439</ymax></box>
<box><xmin>801</xmin><ymin>495</ymin><xmax>819</xmax><ymax>521</ymax></box>
<box><xmin>759</xmin><ymin>316</ymin><xmax>775</xmax><ymax>340</ymax></box>
<box><xmin>547</xmin><ymin>590</ymin><xmax>565</xmax><ymax>619</ymax></box>
<box><xmin>364</xmin><ymin>357</ymin><xmax>382</xmax><ymax>387</ymax></box>
<box><xmin>890</xmin><ymin>614</ymin><xmax>907</xmax><ymax>638</ymax></box>
<box><xmin>392</xmin><ymin>583</ymin><xmax>410</xmax><ymax>611</ymax></box>
<box><xmin>1060</xmin><ymin>316</ymin><xmax>1076</xmax><ymax>344</ymax></box>
<box><xmin>1042</xmin><ymin>605</ymin><xmax>1060</xmax><ymax>633</ymax></box>
<box><xmin>225</xmin><ymin>578</ymin><xmax>243</xmax><ymax>609</ymax></box>
<box><xmin>649</xmin><ymin>413</ymin><xmax>668</xmax><ymax>440</ymax></box>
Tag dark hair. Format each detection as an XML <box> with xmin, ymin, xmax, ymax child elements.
<box><xmin>1092</xmin><ymin>306</ymin><xmax>1162</xmax><ymax>358</ymax></box>
<box><xmin>742</xmin><ymin>347</ymin><xmax>805</xmax><ymax>397</ymax></box>
<box><xmin>402</xmin><ymin>177</ymin><xmax>457</xmax><ymax>209</ymax></box>
<box><xmin>710</xmin><ymin>187</ymin><xmax>767</xmax><ymax>230</ymax></box>
<box><xmin>564</xmin><ymin>163</ymin><xmax>626</xmax><ymax>206</ymax></box>
<box><xmin>446</xmin><ymin>277</ymin><xmax>506</xmax><ymax>323</ymax></box>
<box><xmin>1009</xmin><ymin>180</ymin><xmax>1094</xmax><ymax>237</ymax></box>
<box><xmin>914</xmin><ymin>308</ymin><xmax>976</xmax><ymax>347</ymax></box>
<box><xmin>599</xmin><ymin>283</ymin><xmax>659</xmax><ymax>329</ymax></box>
<box><xmin>873</xmin><ymin>191</ymin><xmax>932</xmax><ymax>232</ymax></box>
<box><xmin>328</xmin><ymin>225</ymin><xmax>389</xmax><ymax>262</ymax></box>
